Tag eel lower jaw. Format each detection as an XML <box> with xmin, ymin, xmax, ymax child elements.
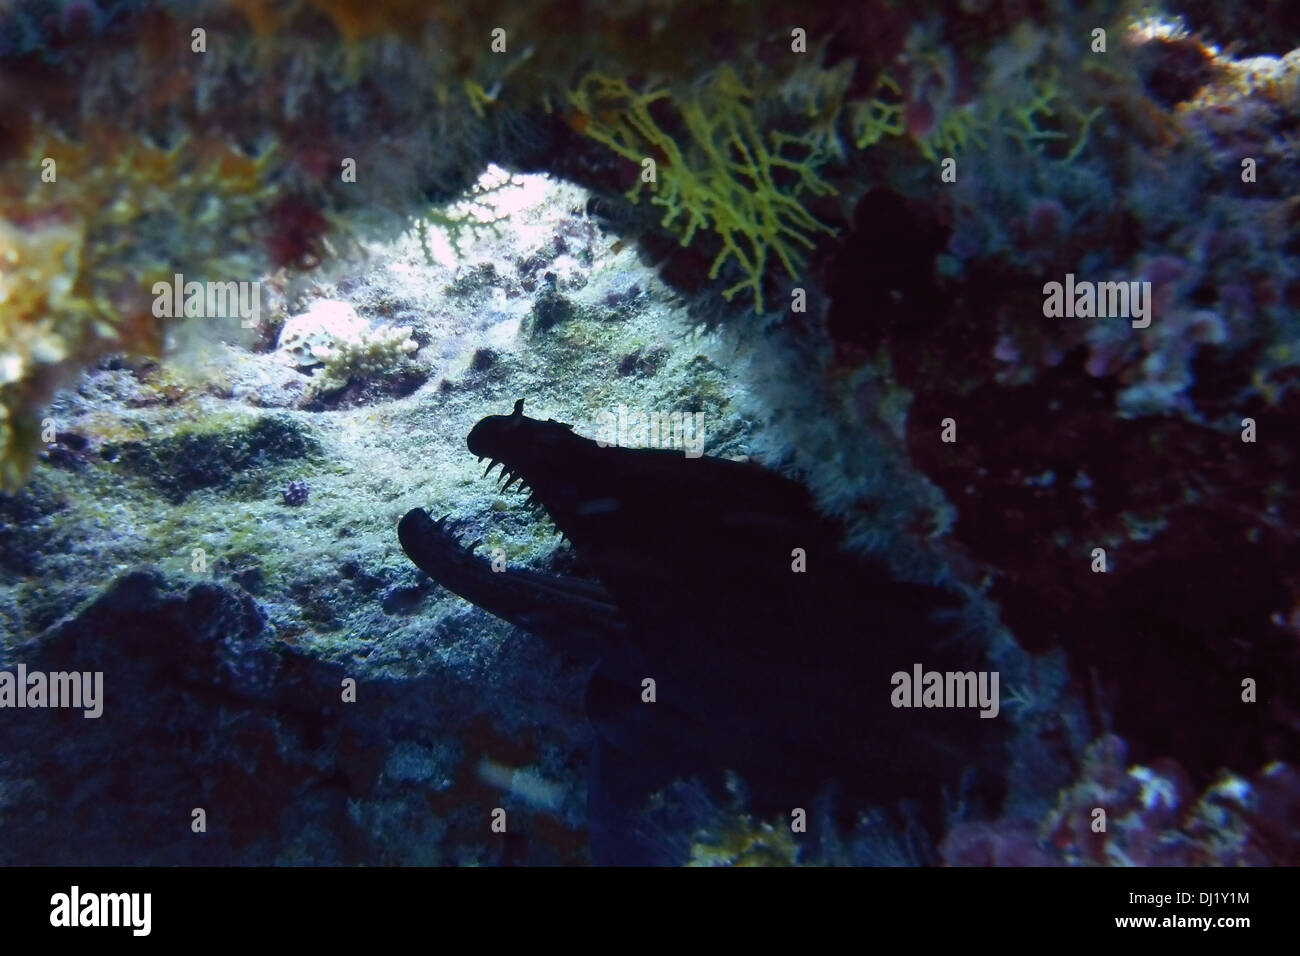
<box><xmin>397</xmin><ymin>507</ymin><xmax>624</xmax><ymax>645</ymax></box>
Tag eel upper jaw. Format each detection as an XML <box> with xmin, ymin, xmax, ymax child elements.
<box><xmin>467</xmin><ymin>400</ymin><xmax>587</xmax><ymax>537</ymax></box>
<box><xmin>479</xmin><ymin>457</ymin><xmax>535</xmax><ymax>499</ymax></box>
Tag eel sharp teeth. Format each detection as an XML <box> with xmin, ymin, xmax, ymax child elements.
<box><xmin>483</xmin><ymin>459</ymin><xmax>500</xmax><ymax>478</ymax></box>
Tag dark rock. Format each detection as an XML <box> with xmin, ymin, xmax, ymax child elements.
<box><xmin>616</xmin><ymin>345</ymin><xmax>667</xmax><ymax>378</ymax></box>
<box><xmin>1134</xmin><ymin>34</ymin><xmax>1216</xmax><ymax>109</ymax></box>
<box><xmin>0</xmin><ymin>483</ymin><xmax>65</xmax><ymax>577</ymax></box>
<box><xmin>380</xmin><ymin>583</ymin><xmax>429</xmax><ymax>615</ymax></box>
<box><xmin>530</xmin><ymin>288</ymin><xmax>574</xmax><ymax>334</ymax></box>
<box><xmin>55</xmin><ymin>430</ymin><xmax>88</xmax><ymax>451</ymax></box>
<box><xmin>339</xmin><ymin>558</ymin><xmax>388</xmax><ymax>595</ymax></box>
<box><xmin>0</xmin><ymin>570</ymin><xmax>353</xmax><ymax>863</ymax></box>
<box><xmin>445</xmin><ymin>263</ymin><xmax>498</xmax><ymax>298</ymax></box>
<box><xmin>907</xmin><ymin>353</ymin><xmax>1300</xmax><ymax>782</ymax></box>
<box><xmin>109</xmin><ymin>415</ymin><xmax>319</xmax><ymax>503</ymax></box>
<box><xmin>298</xmin><ymin>367</ymin><xmax>430</xmax><ymax>412</ymax></box>
<box><xmin>217</xmin><ymin>555</ymin><xmax>266</xmax><ymax>596</ymax></box>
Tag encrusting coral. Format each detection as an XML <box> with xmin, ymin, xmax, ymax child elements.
<box><xmin>309</xmin><ymin>322</ymin><xmax>419</xmax><ymax>397</ymax></box>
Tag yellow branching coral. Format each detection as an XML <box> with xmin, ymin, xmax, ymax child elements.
<box><xmin>917</xmin><ymin>103</ymin><xmax>987</xmax><ymax>162</ymax></box>
<box><xmin>993</xmin><ymin>67</ymin><xmax>1102</xmax><ymax>163</ymax></box>
<box><xmin>416</xmin><ymin>164</ymin><xmax>525</xmax><ymax>263</ymax></box>
<box><xmin>568</xmin><ymin>67</ymin><xmax>836</xmax><ymax>312</ymax></box>
<box><xmin>848</xmin><ymin>72</ymin><xmax>907</xmax><ymax>149</ymax></box>
<box><xmin>783</xmin><ymin>57</ymin><xmax>856</xmax><ymax>159</ymax></box>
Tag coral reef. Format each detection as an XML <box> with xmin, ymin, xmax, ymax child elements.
<box><xmin>0</xmin><ymin>170</ymin><xmax>758</xmax><ymax>863</ymax></box>
<box><xmin>2</xmin><ymin>0</ymin><xmax>1299</xmax><ymax>867</ymax></box>
<box><xmin>789</xmin><ymin>14</ymin><xmax>1300</xmax><ymax>806</ymax></box>
<box><xmin>0</xmin><ymin>568</ymin><xmax>590</xmax><ymax>864</ymax></box>
<box><xmin>1</xmin><ymin>0</ymin><xmax>1140</xmax><ymax>482</ymax></box>
<box><xmin>942</xmin><ymin>735</ymin><xmax>1300</xmax><ymax>866</ymax></box>
<box><xmin>0</xmin><ymin>127</ymin><xmax>278</xmax><ymax>488</ymax></box>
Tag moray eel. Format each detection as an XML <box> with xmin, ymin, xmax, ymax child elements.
<box><xmin>400</xmin><ymin>399</ymin><xmax>1006</xmax><ymax>863</ymax></box>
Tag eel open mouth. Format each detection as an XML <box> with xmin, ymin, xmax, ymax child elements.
<box><xmin>397</xmin><ymin>399</ymin><xmax>622</xmax><ymax>641</ymax></box>
<box><xmin>399</xmin><ymin>399</ymin><xmax>1010</xmax><ymax>863</ymax></box>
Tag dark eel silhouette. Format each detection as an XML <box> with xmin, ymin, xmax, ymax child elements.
<box><xmin>399</xmin><ymin>400</ymin><xmax>1007</xmax><ymax>863</ymax></box>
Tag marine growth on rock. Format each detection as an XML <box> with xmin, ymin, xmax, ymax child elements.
<box><xmin>0</xmin><ymin>0</ymin><xmax>1297</xmax><ymax>894</ymax></box>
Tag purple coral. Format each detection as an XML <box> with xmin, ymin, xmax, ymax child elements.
<box><xmin>282</xmin><ymin>479</ymin><xmax>310</xmax><ymax>506</ymax></box>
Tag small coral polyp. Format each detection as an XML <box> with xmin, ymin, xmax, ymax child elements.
<box><xmin>310</xmin><ymin>323</ymin><xmax>419</xmax><ymax>396</ymax></box>
<box><xmin>275</xmin><ymin>299</ymin><xmax>418</xmax><ymax>398</ymax></box>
